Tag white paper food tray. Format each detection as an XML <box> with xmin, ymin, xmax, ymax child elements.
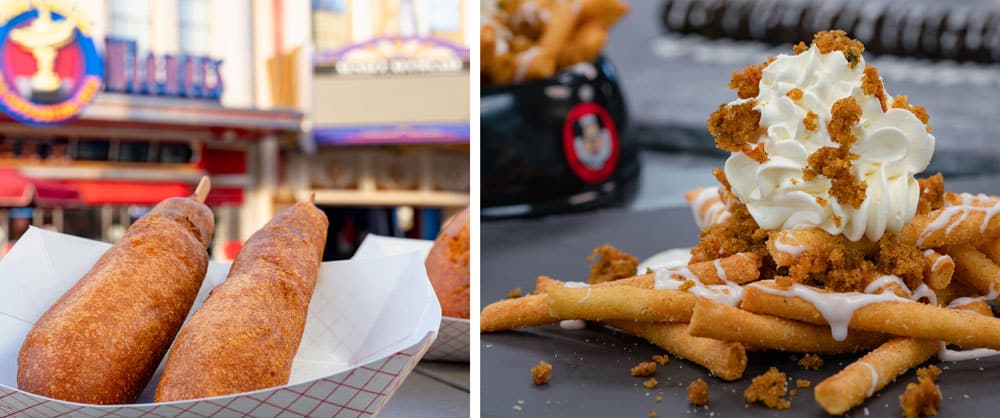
<box><xmin>0</xmin><ymin>227</ymin><xmax>441</xmax><ymax>417</ymax></box>
<box><xmin>354</xmin><ymin>235</ymin><xmax>470</xmax><ymax>362</ymax></box>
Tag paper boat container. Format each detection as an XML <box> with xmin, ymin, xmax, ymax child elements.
<box><xmin>354</xmin><ymin>235</ymin><xmax>470</xmax><ymax>362</ymax></box>
<box><xmin>0</xmin><ymin>227</ymin><xmax>441</xmax><ymax>417</ymax></box>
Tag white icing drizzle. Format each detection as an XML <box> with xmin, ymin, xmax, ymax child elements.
<box><xmin>917</xmin><ymin>194</ymin><xmax>1000</xmax><ymax>246</ymax></box>
<box><xmin>714</xmin><ymin>259</ymin><xmax>727</xmax><ymax>282</ymax></box>
<box><xmin>936</xmin><ymin>285</ymin><xmax>1000</xmax><ymax>361</ymax></box>
<box><xmin>946</xmin><ymin>284</ymin><xmax>1000</xmax><ymax>309</ymax></box>
<box><xmin>772</xmin><ymin>232</ymin><xmax>807</xmax><ymax>257</ymax></box>
<box><xmin>560</xmin><ymin>319</ymin><xmax>586</xmax><ymax>330</ymax></box>
<box><xmin>514</xmin><ymin>46</ymin><xmax>541</xmax><ymax>83</ymax></box>
<box><xmin>863</xmin><ymin>275</ymin><xmax>906</xmax><ymax>294</ymax></box>
<box><xmin>857</xmin><ymin>361</ymin><xmax>879</xmax><ymax>397</ymax></box>
<box><xmin>929</xmin><ymin>252</ymin><xmax>949</xmax><ymax>272</ymax></box>
<box><xmin>863</xmin><ymin>275</ymin><xmax>938</xmax><ymax>305</ymax></box>
<box><xmin>689</xmin><ymin>187</ymin><xmax>730</xmax><ymax>228</ymax></box>
<box><xmin>563</xmin><ymin>281</ymin><xmax>589</xmax><ymax>289</ymax></box>
<box><xmin>749</xmin><ymin>278</ymin><xmax>916</xmax><ymax>341</ymax></box>
<box><xmin>577</xmin><ymin>287</ymin><xmax>592</xmax><ymax>303</ymax></box>
<box><xmin>654</xmin><ymin>266</ymin><xmax>744</xmax><ymax>306</ymax></box>
<box><xmin>637</xmin><ymin>248</ymin><xmax>692</xmax><ymax>274</ymax></box>
<box><xmin>910</xmin><ymin>284</ymin><xmax>938</xmax><ymax>306</ymax></box>
<box><xmin>937</xmin><ymin>344</ymin><xmax>1000</xmax><ymax>362</ymax></box>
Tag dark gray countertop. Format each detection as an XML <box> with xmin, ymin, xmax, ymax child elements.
<box><xmin>481</xmin><ymin>188</ymin><xmax>1000</xmax><ymax>417</ymax></box>
<box><xmin>380</xmin><ymin>361</ymin><xmax>469</xmax><ymax>417</ymax></box>
<box><xmin>605</xmin><ymin>1</ymin><xmax>1000</xmax><ymax>177</ymax></box>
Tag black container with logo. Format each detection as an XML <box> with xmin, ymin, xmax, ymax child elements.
<box><xmin>481</xmin><ymin>56</ymin><xmax>639</xmax><ymax>220</ymax></box>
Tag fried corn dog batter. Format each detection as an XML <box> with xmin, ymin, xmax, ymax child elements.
<box><xmin>154</xmin><ymin>200</ymin><xmax>328</xmax><ymax>401</ymax></box>
<box><xmin>18</xmin><ymin>191</ymin><xmax>214</xmax><ymax>404</ymax></box>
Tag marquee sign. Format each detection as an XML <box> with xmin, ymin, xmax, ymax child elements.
<box><xmin>104</xmin><ymin>38</ymin><xmax>223</xmax><ymax>101</ymax></box>
<box><xmin>315</xmin><ymin>35</ymin><xmax>469</xmax><ymax>76</ymax></box>
<box><xmin>0</xmin><ymin>1</ymin><xmax>102</xmax><ymax>126</ymax></box>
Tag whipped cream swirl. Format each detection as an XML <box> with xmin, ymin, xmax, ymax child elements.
<box><xmin>724</xmin><ymin>45</ymin><xmax>935</xmax><ymax>242</ymax></box>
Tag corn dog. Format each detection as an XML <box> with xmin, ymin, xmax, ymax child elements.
<box><xmin>154</xmin><ymin>197</ymin><xmax>328</xmax><ymax>401</ymax></box>
<box><xmin>18</xmin><ymin>177</ymin><xmax>215</xmax><ymax>404</ymax></box>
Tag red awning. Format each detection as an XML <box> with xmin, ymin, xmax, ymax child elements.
<box><xmin>57</xmin><ymin>181</ymin><xmax>244</xmax><ymax>206</ymax></box>
<box><xmin>205</xmin><ymin>187</ymin><xmax>244</xmax><ymax>206</ymax></box>
<box><xmin>0</xmin><ymin>170</ymin><xmax>82</xmax><ymax>207</ymax></box>
<box><xmin>63</xmin><ymin>180</ymin><xmax>192</xmax><ymax>205</ymax></box>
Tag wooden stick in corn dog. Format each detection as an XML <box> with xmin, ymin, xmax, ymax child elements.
<box><xmin>607</xmin><ymin>320</ymin><xmax>747</xmax><ymax>381</ymax></box>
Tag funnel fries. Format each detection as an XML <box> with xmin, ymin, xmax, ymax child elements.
<box><xmin>689</xmin><ymin>299</ymin><xmax>885</xmax><ymax>354</ymax></box>
<box><xmin>944</xmin><ymin>244</ymin><xmax>1000</xmax><ymax>296</ymax></box>
<box><xmin>480</xmin><ymin>294</ymin><xmax>556</xmax><ymax>332</ymax></box>
<box><xmin>607</xmin><ymin>321</ymin><xmax>746</xmax><ymax>381</ymax></box>
<box><xmin>814</xmin><ymin>338</ymin><xmax>938</xmax><ymax>415</ymax></box>
<box><xmin>546</xmin><ymin>286</ymin><xmax>694</xmax><ymax>323</ymax></box>
<box><xmin>741</xmin><ymin>282</ymin><xmax>1000</xmax><ymax>350</ymax></box>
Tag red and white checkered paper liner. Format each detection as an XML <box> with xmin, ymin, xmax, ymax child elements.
<box><xmin>354</xmin><ymin>235</ymin><xmax>470</xmax><ymax>362</ymax></box>
<box><xmin>0</xmin><ymin>227</ymin><xmax>441</xmax><ymax>417</ymax></box>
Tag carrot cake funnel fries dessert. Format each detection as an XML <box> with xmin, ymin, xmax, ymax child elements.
<box><xmin>480</xmin><ymin>30</ymin><xmax>1000</xmax><ymax>415</ymax></box>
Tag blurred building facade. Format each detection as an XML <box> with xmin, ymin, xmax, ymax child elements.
<box><xmin>0</xmin><ymin>0</ymin><xmax>308</xmax><ymax>259</ymax></box>
<box><xmin>0</xmin><ymin>0</ymin><xmax>470</xmax><ymax>260</ymax></box>
<box><xmin>289</xmin><ymin>0</ymin><xmax>471</xmax><ymax>259</ymax></box>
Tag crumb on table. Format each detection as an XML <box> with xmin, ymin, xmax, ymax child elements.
<box><xmin>648</xmin><ymin>411</ymin><xmax>659</xmax><ymax>418</ymax></box>
<box><xmin>588</xmin><ymin>244</ymin><xmax>639</xmax><ymax>284</ymax></box>
<box><xmin>643</xmin><ymin>378</ymin><xmax>658</xmax><ymax>389</ymax></box>
<box><xmin>687</xmin><ymin>379</ymin><xmax>709</xmax><ymax>406</ymax></box>
<box><xmin>631</xmin><ymin>361</ymin><xmax>656</xmax><ymax>377</ymax></box>
<box><xmin>796</xmin><ymin>379</ymin><xmax>811</xmax><ymax>389</ymax></box>
<box><xmin>652</xmin><ymin>354</ymin><xmax>670</xmax><ymax>366</ymax></box>
<box><xmin>744</xmin><ymin>367</ymin><xmax>790</xmax><ymax>409</ymax></box>
<box><xmin>508</xmin><ymin>288</ymin><xmax>522</xmax><ymax>298</ymax></box>
<box><xmin>531</xmin><ymin>361</ymin><xmax>552</xmax><ymax>385</ymax></box>
<box><xmin>900</xmin><ymin>365</ymin><xmax>942</xmax><ymax>418</ymax></box>
<box><xmin>798</xmin><ymin>354</ymin><xmax>823</xmax><ymax>370</ymax></box>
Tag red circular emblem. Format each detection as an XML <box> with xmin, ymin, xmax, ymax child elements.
<box><xmin>562</xmin><ymin>102</ymin><xmax>620</xmax><ymax>184</ymax></box>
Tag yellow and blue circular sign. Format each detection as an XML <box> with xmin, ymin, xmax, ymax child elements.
<box><xmin>0</xmin><ymin>4</ymin><xmax>102</xmax><ymax>126</ymax></box>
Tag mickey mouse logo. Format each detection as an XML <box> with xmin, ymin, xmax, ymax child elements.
<box><xmin>562</xmin><ymin>102</ymin><xmax>619</xmax><ymax>184</ymax></box>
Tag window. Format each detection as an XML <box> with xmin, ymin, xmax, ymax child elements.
<box><xmin>179</xmin><ymin>0</ymin><xmax>211</xmax><ymax>55</ymax></box>
<box><xmin>314</xmin><ymin>0</ymin><xmax>347</xmax><ymax>13</ymax></box>
<box><xmin>313</xmin><ymin>0</ymin><xmax>352</xmax><ymax>52</ymax></box>
<box><xmin>159</xmin><ymin>142</ymin><xmax>193</xmax><ymax>164</ymax></box>
<box><xmin>109</xmin><ymin>0</ymin><xmax>151</xmax><ymax>52</ymax></box>
<box><xmin>74</xmin><ymin>140</ymin><xmax>110</xmax><ymax>161</ymax></box>
<box><xmin>118</xmin><ymin>142</ymin><xmax>151</xmax><ymax>162</ymax></box>
<box><xmin>423</xmin><ymin>0</ymin><xmax>460</xmax><ymax>32</ymax></box>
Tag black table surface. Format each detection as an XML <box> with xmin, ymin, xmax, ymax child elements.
<box><xmin>481</xmin><ymin>177</ymin><xmax>1000</xmax><ymax>417</ymax></box>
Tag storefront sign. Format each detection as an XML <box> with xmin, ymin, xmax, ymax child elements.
<box><xmin>315</xmin><ymin>36</ymin><xmax>468</xmax><ymax>76</ymax></box>
<box><xmin>0</xmin><ymin>2</ymin><xmax>102</xmax><ymax>126</ymax></box>
<box><xmin>104</xmin><ymin>38</ymin><xmax>223</xmax><ymax>100</ymax></box>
